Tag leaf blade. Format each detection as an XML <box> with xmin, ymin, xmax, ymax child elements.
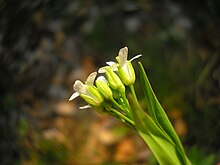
<box><xmin>129</xmin><ymin>94</ymin><xmax>184</xmax><ymax>165</ymax></box>
<box><xmin>138</xmin><ymin>62</ymin><xmax>190</xmax><ymax>164</ymax></box>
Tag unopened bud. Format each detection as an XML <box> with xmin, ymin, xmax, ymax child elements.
<box><xmin>96</xmin><ymin>76</ymin><xmax>113</xmax><ymax>99</ymax></box>
<box><xmin>118</xmin><ymin>61</ymin><xmax>135</xmax><ymax>85</ymax></box>
<box><xmin>81</xmin><ymin>85</ymin><xmax>104</xmax><ymax>106</ymax></box>
<box><xmin>105</xmin><ymin>67</ymin><xmax>125</xmax><ymax>92</ymax></box>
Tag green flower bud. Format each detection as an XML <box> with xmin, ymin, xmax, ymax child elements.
<box><xmin>96</xmin><ymin>76</ymin><xmax>113</xmax><ymax>99</ymax></box>
<box><xmin>112</xmin><ymin>89</ymin><xmax>120</xmax><ymax>99</ymax></box>
<box><xmin>105</xmin><ymin>67</ymin><xmax>125</xmax><ymax>92</ymax></box>
<box><xmin>81</xmin><ymin>85</ymin><xmax>104</xmax><ymax>106</ymax></box>
<box><xmin>118</xmin><ymin>61</ymin><xmax>135</xmax><ymax>85</ymax></box>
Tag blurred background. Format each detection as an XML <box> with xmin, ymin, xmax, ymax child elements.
<box><xmin>0</xmin><ymin>0</ymin><xmax>220</xmax><ymax>164</ymax></box>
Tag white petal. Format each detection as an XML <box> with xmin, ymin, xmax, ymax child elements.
<box><xmin>79</xmin><ymin>105</ymin><xmax>92</xmax><ymax>109</ymax></box>
<box><xmin>108</xmin><ymin>63</ymin><xmax>118</xmax><ymax>71</ymax></box>
<box><xmin>122</xmin><ymin>62</ymin><xmax>131</xmax><ymax>77</ymax></box>
<box><xmin>130</xmin><ymin>54</ymin><xmax>142</xmax><ymax>62</ymax></box>
<box><xmin>86</xmin><ymin>72</ymin><xmax>97</xmax><ymax>85</ymax></box>
<box><xmin>98</xmin><ymin>67</ymin><xmax>107</xmax><ymax>73</ymax></box>
<box><xmin>111</xmin><ymin>66</ymin><xmax>118</xmax><ymax>71</ymax></box>
<box><xmin>73</xmin><ymin>80</ymin><xmax>86</xmax><ymax>94</ymax></box>
<box><xmin>97</xmin><ymin>76</ymin><xmax>107</xmax><ymax>82</ymax></box>
<box><xmin>69</xmin><ymin>92</ymin><xmax>79</xmax><ymax>101</ymax></box>
<box><xmin>118</xmin><ymin>47</ymin><xmax>128</xmax><ymax>66</ymax></box>
<box><xmin>106</xmin><ymin>61</ymin><xmax>116</xmax><ymax>66</ymax></box>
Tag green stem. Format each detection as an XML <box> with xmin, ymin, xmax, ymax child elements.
<box><xmin>110</xmin><ymin>108</ymin><xmax>135</xmax><ymax>126</ymax></box>
<box><xmin>121</xmin><ymin>92</ymin><xmax>133</xmax><ymax>119</ymax></box>
<box><xmin>121</xmin><ymin>92</ymin><xmax>130</xmax><ymax>108</ymax></box>
<box><xmin>129</xmin><ymin>85</ymin><xmax>138</xmax><ymax>102</ymax></box>
<box><xmin>110</xmin><ymin>97</ymin><xmax>124</xmax><ymax>111</ymax></box>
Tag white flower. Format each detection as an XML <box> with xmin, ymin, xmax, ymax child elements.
<box><xmin>98</xmin><ymin>47</ymin><xmax>142</xmax><ymax>86</ymax></box>
<box><xmin>98</xmin><ymin>62</ymin><xmax>117</xmax><ymax>73</ymax></box>
<box><xmin>117</xmin><ymin>47</ymin><xmax>142</xmax><ymax>85</ymax></box>
<box><xmin>117</xmin><ymin>46</ymin><xmax>142</xmax><ymax>65</ymax></box>
<box><xmin>69</xmin><ymin>72</ymin><xmax>97</xmax><ymax>100</ymax></box>
<box><xmin>69</xmin><ymin>72</ymin><xmax>104</xmax><ymax>107</ymax></box>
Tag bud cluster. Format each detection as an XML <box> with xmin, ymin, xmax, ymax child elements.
<box><xmin>69</xmin><ymin>47</ymin><xmax>141</xmax><ymax>125</ymax></box>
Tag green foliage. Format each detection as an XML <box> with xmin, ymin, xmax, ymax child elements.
<box><xmin>128</xmin><ymin>62</ymin><xmax>191</xmax><ymax>165</ymax></box>
<box><xmin>129</xmin><ymin>94</ymin><xmax>184</xmax><ymax>165</ymax></box>
<box><xmin>138</xmin><ymin>62</ymin><xmax>190</xmax><ymax>164</ymax></box>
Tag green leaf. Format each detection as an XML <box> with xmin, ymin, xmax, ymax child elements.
<box><xmin>129</xmin><ymin>94</ymin><xmax>184</xmax><ymax>165</ymax></box>
<box><xmin>138</xmin><ymin>62</ymin><xmax>191</xmax><ymax>165</ymax></box>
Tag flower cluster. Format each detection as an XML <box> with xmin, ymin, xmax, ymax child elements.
<box><xmin>69</xmin><ymin>47</ymin><xmax>192</xmax><ymax>165</ymax></box>
<box><xmin>69</xmin><ymin>47</ymin><xmax>141</xmax><ymax>125</ymax></box>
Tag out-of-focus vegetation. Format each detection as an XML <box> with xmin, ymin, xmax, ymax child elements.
<box><xmin>0</xmin><ymin>0</ymin><xmax>219</xmax><ymax>164</ymax></box>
